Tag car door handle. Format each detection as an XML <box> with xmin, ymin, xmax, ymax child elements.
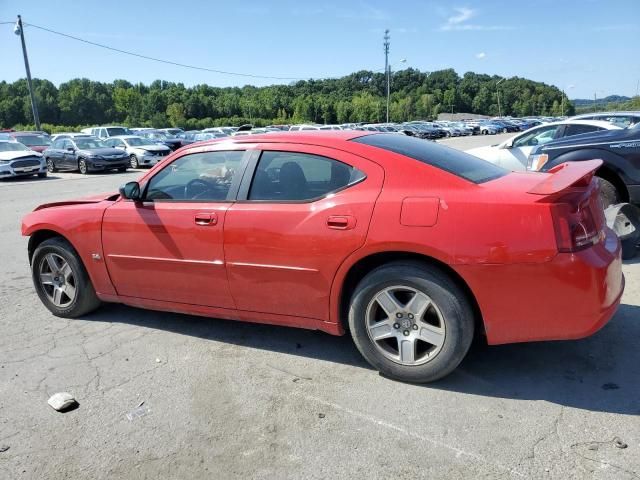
<box><xmin>194</xmin><ymin>212</ymin><xmax>218</xmax><ymax>226</ymax></box>
<box><xmin>327</xmin><ymin>215</ymin><xmax>356</xmax><ymax>230</ymax></box>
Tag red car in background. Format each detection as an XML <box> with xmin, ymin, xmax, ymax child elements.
<box><xmin>21</xmin><ymin>132</ymin><xmax>624</xmax><ymax>383</ymax></box>
<box><xmin>11</xmin><ymin>132</ymin><xmax>51</xmax><ymax>153</ymax></box>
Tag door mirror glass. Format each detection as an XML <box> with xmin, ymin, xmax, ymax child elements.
<box><xmin>66</xmin><ymin>146</ymin><xmax>75</xmax><ymax>152</ymax></box>
<box><xmin>120</xmin><ymin>181</ymin><xmax>141</xmax><ymax>200</ymax></box>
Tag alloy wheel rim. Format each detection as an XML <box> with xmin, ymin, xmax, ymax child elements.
<box><xmin>365</xmin><ymin>285</ymin><xmax>446</xmax><ymax>366</ymax></box>
<box><xmin>38</xmin><ymin>253</ymin><xmax>77</xmax><ymax>307</ymax></box>
<box><xmin>130</xmin><ymin>155</ymin><xmax>138</xmax><ymax>168</ymax></box>
<box><xmin>47</xmin><ymin>159</ymin><xmax>54</xmax><ymax>172</ymax></box>
<box><xmin>80</xmin><ymin>161</ymin><xmax>86</xmax><ymax>173</ymax></box>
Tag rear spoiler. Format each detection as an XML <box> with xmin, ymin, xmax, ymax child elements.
<box><xmin>527</xmin><ymin>159</ymin><xmax>602</xmax><ymax>196</ymax></box>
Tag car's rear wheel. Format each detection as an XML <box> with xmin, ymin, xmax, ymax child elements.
<box><xmin>79</xmin><ymin>159</ymin><xmax>88</xmax><ymax>174</ymax></box>
<box><xmin>348</xmin><ymin>262</ymin><xmax>474</xmax><ymax>383</ymax></box>
<box><xmin>46</xmin><ymin>158</ymin><xmax>56</xmax><ymax>173</ymax></box>
<box><xmin>31</xmin><ymin>237</ymin><xmax>101</xmax><ymax>318</ymax></box>
<box><xmin>597</xmin><ymin>177</ymin><xmax>621</xmax><ymax>209</ymax></box>
<box><xmin>130</xmin><ymin>154</ymin><xmax>139</xmax><ymax>169</ymax></box>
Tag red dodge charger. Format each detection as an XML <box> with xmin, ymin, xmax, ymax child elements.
<box><xmin>22</xmin><ymin>132</ymin><xmax>624</xmax><ymax>382</ymax></box>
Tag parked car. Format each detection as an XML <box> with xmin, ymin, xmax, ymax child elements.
<box><xmin>466</xmin><ymin>120</ymin><xmax>622</xmax><ymax>170</ymax></box>
<box><xmin>0</xmin><ymin>140</ymin><xmax>47</xmax><ymax>178</ymax></box>
<box><xmin>570</xmin><ymin>111</ymin><xmax>640</xmax><ymax>128</ymax></box>
<box><xmin>137</xmin><ymin>130</ymin><xmax>183</xmax><ymax>151</ymax></box>
<box><xmin>528</xmin><ymin>121</ymin><xmax>640</xmax><ymax>206</ymax></box>
<box><xmin>104</xmin><ymin>135</ymin><xmax>171</xmax><ymax>168</ymax></box>
<box><xmin>22</xmin><ymin>131</ymin><xmax>623</xmax><ymax>383</ymax></box>
<box><xmin>51</xmin><ymin>133</ymin><xmax>93</xmax><ymax>142</ymax></box>
<box><xmin>43</xmin><ymin>136</ymin><xmax>129</xmax><ymax>174</ymax></box>
<box><xmin>10</xmin><ymin>132</ymin><xmax>52</xmax><ymax>153</ymax></box>
<box><xmin>81</xmin><ymin>126</ymin><xmax>132</xmax><ymax>139</ymax></box>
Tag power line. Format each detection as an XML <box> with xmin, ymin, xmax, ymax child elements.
<box><xmin>21</xmin><ymin>22</ymin><xmax>308</xmax><ymax>81</ymax></box>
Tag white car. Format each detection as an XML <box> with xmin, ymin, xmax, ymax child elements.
<box><xmin>81</xmin><ymin>126</ymin><xmax>131</xmax><ymax>139</ymax></box>
<box><xmin>103</xmin><ymin>135</ymin><xmax>171</xmax><ymax>168</ymax></box>
<box><xmin>465</xmin><ymin>120</ymin><xmax>621</xmax><ymax>171</ymax></box>
<box><xmin>0</xmin><ymin>140</ymin><xmax>47</xmax><ymax>178</ymax></box>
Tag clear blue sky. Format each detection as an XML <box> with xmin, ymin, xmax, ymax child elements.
<box><xmin>2</xmin><ymin>0</ymin><xmax>639</xmax><ymax>99</ymax></box>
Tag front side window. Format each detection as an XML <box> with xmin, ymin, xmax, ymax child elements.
<box><xmin>145</xmin><ymin>151</ymin><xmax>244</xmax><ymax>201</ymax></box>
<box><xmin>512</xmin><ymin>126</ymin><xmax>560</xmax><ymax>148</ymax></box>
<box><xmin>248</xmin><ymin>151</ymin><xmax>365</xmax><ymax>201</ymax></box>
<box><xmin>52</xmin><ymin>139</ymin><xmax>65</xmax><ymax>149</ymax></box>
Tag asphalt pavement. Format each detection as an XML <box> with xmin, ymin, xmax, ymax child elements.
<box><xmin>0</xmin><ymin>134</ymin><xmax>638</xmax><ymax>479</ymax></box>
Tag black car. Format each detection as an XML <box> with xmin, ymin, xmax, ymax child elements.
<box><xmin>43</xmin><ymin>136</ymin><xmax>129</xmax><ymax>174</ymax></box>
<box><xmin>528</xmin><ymin>123</ymin><xmax>640</xmax><ymax>206</ymax></box>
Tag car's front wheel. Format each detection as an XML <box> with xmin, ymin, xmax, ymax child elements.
<box><xmin>79</xmin><ymin>159</ymin><xmax>88</xmax><ymax>174</ymax></box>
<box><xmin>130</xmin><ymin>154</ymin><xmax>139</xmax><ymax>169</ymax></box>
<box><xmin>31</xmin><ymin>237</ymin><xmax>101</xmax><ymax>318</ymax></box>
<box><xmin>348</xmin><ymin>262</ymin><xmax>474</xmax><ymax>383</ymax></box>
<box><xmin>46</xmin><ymin>158</ymin><xmax>56</xmax><ymax>173</ymax></box>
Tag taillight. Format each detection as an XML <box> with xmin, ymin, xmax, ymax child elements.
<box><xmin>528</xmin><ymin>153</ymin><xmax>549</xmax><ymax>171</ymax></box>
<box><xmin>550</xmin><ymin>190</ymin><xmax>605</xmax><ymax>252</ymax></box>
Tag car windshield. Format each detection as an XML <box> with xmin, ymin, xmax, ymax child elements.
<box><xmin>75</xmin><ymin>138</ymin><xmax>107</xmax><ymax>149</ymax></box>
<box><xmin>106</xmin><ymin>127</ymin><xmax>130</xmax><ymax>136</ymax></box>
<box><xmin>126</xmin><ymin>137</ymin><xmax>155</xmax><ymax>146</ymax></box>
<box><xmin>352</xmin><ymin>133</ymin><xmax>507</xmax><ymax>184</ymax></box>
<box><xmin>0</xmin><ymin>141</ymin><xmax>31</xmax><ymax>152</ymax></box>
<box><xmin>16</xmin><ymin>135</ymin><xmax>51</xmax><ymax>146</ymax></box>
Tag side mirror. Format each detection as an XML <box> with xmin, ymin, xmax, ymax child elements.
<box><xmin>66</xmin><ymin>146</ymin><xmax>75</xmax><ymax>152</ymax></box>
<box><xmin>119</xmin><ymin>181</ymin><xmax>141</xmax><ymax>201</ymax></box>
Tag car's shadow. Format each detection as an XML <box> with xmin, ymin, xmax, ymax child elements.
<box><xmin>84</xmin><ymin>302</ymin><xmax>640</xmax><ymax>415</ymax></box>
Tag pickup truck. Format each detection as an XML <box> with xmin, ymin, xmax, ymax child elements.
<box><xmin>528</xmin><ymin>122</ymin><xmax>640</xmax><ymax>206</ymax></box>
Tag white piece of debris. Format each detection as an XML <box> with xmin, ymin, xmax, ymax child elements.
<box><xmin>48</xmin><ymin>392</ymin><xmax>78</xmax><ymax>412</ymax></box>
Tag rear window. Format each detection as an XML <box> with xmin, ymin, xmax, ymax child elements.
<box><xmin>352</xmin><ymin>133</ymin><xmax>507</xmax><ymax>183</ymax></box>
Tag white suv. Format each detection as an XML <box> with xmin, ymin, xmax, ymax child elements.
<box><xmin>80</xmin><ymin>126</ymin><xmax>131</xmax><ymax>139</ymax></box>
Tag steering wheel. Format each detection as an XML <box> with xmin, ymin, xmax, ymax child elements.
<box><xmin>184</xmin><ymin>178</ymin><xmax>213</xmax><ymax>199</ymax></box>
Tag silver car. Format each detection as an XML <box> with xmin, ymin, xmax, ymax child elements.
<box><xmin>0</xmin><ymin>140</ymin><xmax>47</xmax><ymax>178</ymax></box>
<box><xmin>104</xmin><ymin>135</ymin><xmax>171</xmax><ymax>168</ymax></box>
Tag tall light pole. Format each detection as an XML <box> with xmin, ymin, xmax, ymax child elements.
<box><xmin>496</xmin><ymin>78</ymin><xmax>504</xmax><ymax>118</ymax></box>
<box><xmin>384</xmin><ymin>30</ymin><xmax>390</xmax><ymax>123</ymax></box>
<box><xmin>14</xmin><ymin>15</ymin><xmax>41</xmax><ymax>130</ymax></box>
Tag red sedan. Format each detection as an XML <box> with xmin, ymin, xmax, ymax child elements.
<box><xmin>22</xmin><ymin>132</ymin><xmax>624</xmax><ymax>382</ymax></box>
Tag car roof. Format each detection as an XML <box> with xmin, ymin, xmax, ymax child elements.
<box><xmin>546</xmin><ymin>119</ymin><xmax>622</xmax><ymax>129</ymax></box>
<box><xmin>111</xmin><ymin>135</ymin><xmax>142</xmax><ymax>139</ymax></box>
<box><xmin>199</xmin><ymin>130</ymin><xmax>366</xmax><ymax>147</ymax></box>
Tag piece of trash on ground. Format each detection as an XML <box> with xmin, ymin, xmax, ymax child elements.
<box><xmin>0</xmin><ymin>445</ymin><xmax>9</xmax><ymax>453</ymax></box>
<box><xmin>48</xmin><ymin>392</ymin><xmax>78</xmax><ymax>412</ymax></box>
<box><xmin>127</xmin><ymin>404</ymin><xmax>151</xmax><ymax>421</ymax></box>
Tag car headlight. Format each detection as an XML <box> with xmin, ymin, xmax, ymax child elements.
<box><xmin>528</xmin><ymin>153</ymin><xmax>549</xmax><ymax>171</ymax></box>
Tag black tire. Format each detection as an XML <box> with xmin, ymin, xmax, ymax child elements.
<box><xmin>31</xmin><ymin>237</ymin><xmax>101</xmax><ymax>318</ymax></box>
<box><xmin>597</xmin><ymin>177</ymin><xmax>621</xmax><ymax>209</ymax></box>
<box><xmin>118</xmin><ymin>167</ymin><xmax>128</xmax><ymax>172</ymax></box>
<box><xmin>348</xmin><ymin>261</ymin><xmax>475</xmax><ymax>383</ymax></box>
<box><xmin>79</xmin><ymin>159</ymin><xmax>88</xmax><ymax>174</ymax></box>
<box><xmin>503</xmin><ymin>128</ymin><xmax>508</xmax><ymax>133</ymax></box>
<box><xmin>46</xmin><ymin>158</ymin><xmax>57</xmax><ymax>173</ymax></box>
<box><xmin>37</xmin><ymin>172</ymin><xmax>47</xmax><ymax>178</ymax></box>
<box><xmin>130</xmin><ymin>154</ymin><xmax>139</xmax><ymax>169</ymax></box>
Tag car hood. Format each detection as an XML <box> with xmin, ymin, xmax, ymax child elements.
<box><xmin>79</xmin><ymin>147</ymin><xmax>127</xmax><ymax>156</ymax></box>
<box><xmin>466</xmin><ymin>145</ymin><xmax>500</xmax><ymax>160</ymax></box>
<box><xmin>33</xmin><ymin>192</ymin><xmax>120</xmax><ymax>211</ymax></box>
<box><xmin>0</xmin><ymin>150</ymin><xmax>43</xmax><ymax>161</ymax></box>
<box><xmin>138</xmin><ymin>145</ymin><xmax>169</xmax><ymax>152</ymax></box>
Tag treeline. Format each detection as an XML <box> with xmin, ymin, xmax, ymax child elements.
<box><xmin>575</xmin><ymin>96</ymin><xmax>640</xmax><ymax>114</ymax></box>
<box><xmin>0</xmin><ymin>68</ymin><xmax>574</xmax><ymax>130</ymax></box>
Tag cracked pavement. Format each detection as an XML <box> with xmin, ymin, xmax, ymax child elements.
<box><xmin>1</xmin><ymin>135</ymin><xmax>639</xmax><ymax>479</ymax></box>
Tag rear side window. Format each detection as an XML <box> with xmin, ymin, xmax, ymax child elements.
<box><xmin>352</xmin><ymin>134</ymin><xmax>506</xmax><ymax>183</ymax></box>
<box><xmin>563</xmin><ymin>124</ymin><xmax>600</xmax><ymax>136</ymax></box>
<box><xmin>249</xmin><ymin>151</ymin><xmax>365</xmax><ymax>201</ymax></box>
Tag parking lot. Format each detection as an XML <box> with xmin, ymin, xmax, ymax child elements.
<box><xmin>1</xmin><ymin>133</ymin><xmax>638</xmax><ymax>479</ymax></box>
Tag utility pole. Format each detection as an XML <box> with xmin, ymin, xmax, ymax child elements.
<box><xmin>496</xmin><ymin>78</ymin><xmax>504</xmax><ymax>118</ymax></box>
<box><xmin>14</xmin><ymin>15</ymin><xmax>41</xmax><ymax>130</ymax></box>
<box><xmin>594</xmin><ymin>92</ymin><xmax>597</xmax><ymax>112</ymax></box>
<box><xmin>561</xmin><ymin>90</ymin><xmax>565</xmax><ymax>117</ymax></box>
<box><xmin>384</xmin><ymin>29</ymin><xmax>390</xmax><ymax>123</ymax></box>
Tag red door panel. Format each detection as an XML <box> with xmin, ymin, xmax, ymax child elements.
<box><xmin>102</xmin><ymin>201</ymin><xmax>234</xmax><ymax>308</ymax></box>
<box><xmin>224</xmin><ymin>145</ymin><xmax>384</xmax><ymax>321</ymax></box>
